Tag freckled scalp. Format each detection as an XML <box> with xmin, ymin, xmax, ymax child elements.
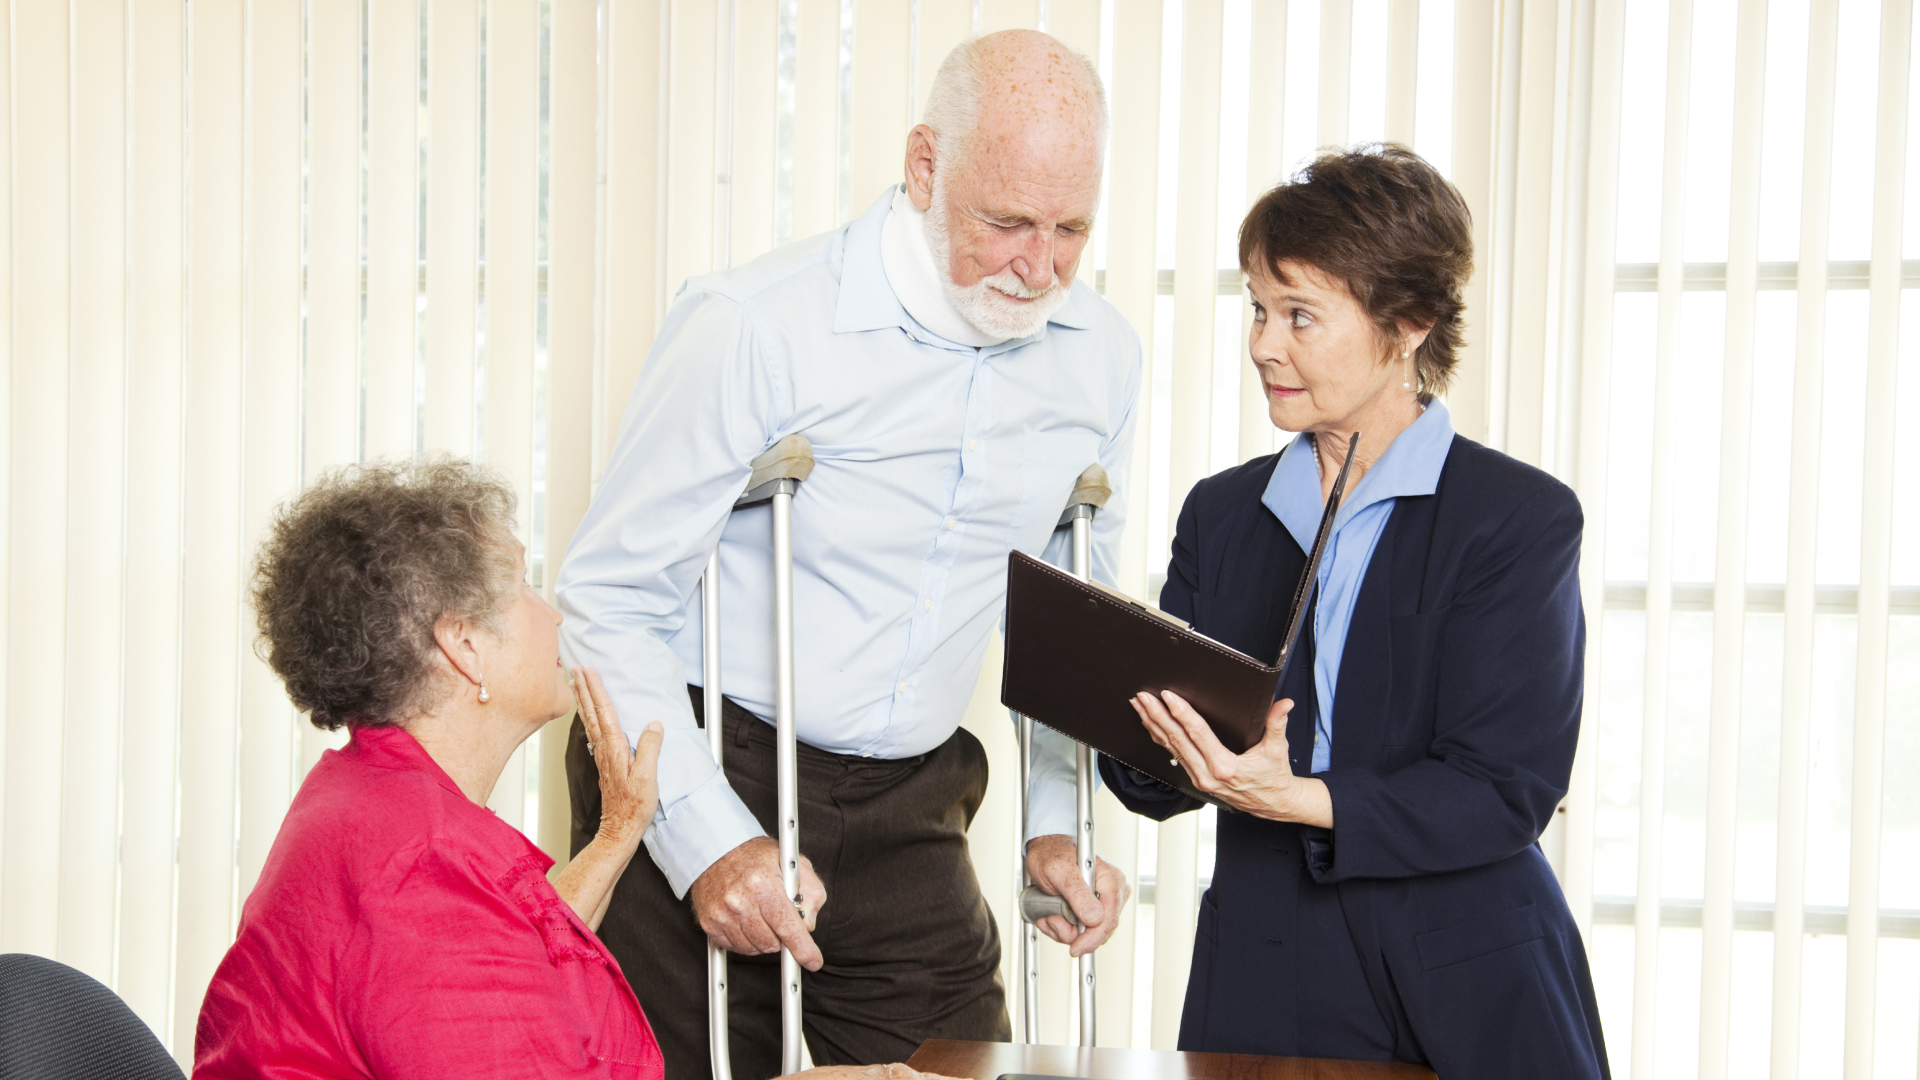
<box><xmin>921</xmin><ymin>30</ymin><xmax>1108</xmax><ymax>173</ymax></box>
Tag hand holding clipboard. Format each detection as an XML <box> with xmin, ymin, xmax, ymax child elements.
<box><xmin>1000</xmin><ymin>432</ymin><xmax>1359</xmax><ymax>804</ymax></box>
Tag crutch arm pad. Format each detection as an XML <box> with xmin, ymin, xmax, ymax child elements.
<box><xmin>1066</xmin><ymin>464</ymin><xmax>1111</xmax><ymax>510</ymax></box>
<box><xmin>746</xmin><ymin>434</ymin><xmax>815</xmax><ymax>490</ymax></box>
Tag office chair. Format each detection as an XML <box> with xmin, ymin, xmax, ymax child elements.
<box><xmin>0</xmin><ymin>953</ymin><xmax>184</xmax><ymax>1080</ymax></box>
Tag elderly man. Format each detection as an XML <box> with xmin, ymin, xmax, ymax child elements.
<box><xmin>558</xmin><ymin>31</ymin><xmax>1138</xmax><ymax>1080</ymax></box>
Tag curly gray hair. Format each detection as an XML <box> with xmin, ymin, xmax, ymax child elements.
<box><xmin>251</xmin><ymin>458</ymin><xmax>521</xmax><ymax>731</ymax></box>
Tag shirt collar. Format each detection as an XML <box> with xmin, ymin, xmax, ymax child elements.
<box><xmin>343</xmin><ymin>724</ymin><xmax>471</xmax><ymax>803</ymax></box>
<box><xmin>1261</xmin><ymin>398</ymin><xmax>1457</xmax><ymax>553</ymax></box>
<box><xmin>338</xmin><ymin>723</ymin><xmax>552</xmax><ymax>870</ymax></box>
<box><xmin>833</xmin><ymin>185</ymin><xmax>1098</xmax><ymax>348</ymax></box>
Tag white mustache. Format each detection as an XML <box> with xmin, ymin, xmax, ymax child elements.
<box><xmin>982</xmin><ymin>271</ymin><xmax>1059</xmax><ymax>300</ymax></box>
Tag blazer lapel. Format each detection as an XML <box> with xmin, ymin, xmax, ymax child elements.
<box><xmin>1329</xmin><ymin>508</ymin><xmax>1398</xmax><ymax>770</ymax></box>
<box><xmin>1275</xmin><ymin>588</ymin><xmax>1317</xmax><ymax>777</ymax></box>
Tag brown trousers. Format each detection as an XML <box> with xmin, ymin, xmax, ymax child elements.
<box><xmin>567</xmin><ymin>689</ymin><xmax>1011</xmax><ymax>1080</ymax></box>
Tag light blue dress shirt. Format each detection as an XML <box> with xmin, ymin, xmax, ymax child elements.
<box><xmin>1262</xmin><ymin>400</ymin><xmax>1456</xmax><ymax>773</ymax></box>
<box><xmin>556</xmin><ymin>190</ymin><xmax>1143</xmax><ymax>896</ymax></box>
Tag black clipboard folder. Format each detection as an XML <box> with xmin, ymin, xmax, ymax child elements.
<box><xmin>999</xmin><ymin>433</ymin><xmax>1358</xmax><ymax>802</ymax></box>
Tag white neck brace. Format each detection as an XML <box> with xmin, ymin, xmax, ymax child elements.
<box><xmin>879</xmin><ymin>186</ymin><xmax>1007</xmax><ymax>348</ymax></box>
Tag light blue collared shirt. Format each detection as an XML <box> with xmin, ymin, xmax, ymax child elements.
<box><xmin>1262</xmin><ymin>400</ymin><xmax>1455</xmax><ymax>773</ymax></box>
<box><xmin>557</xmin><ymin>190</ymin><xmax>1142</xmax><ymax>896</ymax></box>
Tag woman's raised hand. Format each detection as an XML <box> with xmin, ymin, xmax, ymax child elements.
<box><xmin>573</xmin><ymin>665</ymin><xmax>663</xmax><ymax>850</ymax></box>
<box><xmin>1130</xmin><ymin>690</ymin><xmax>1333</xmax><ymax>829</ymax></box>
<box><xmin>553</xmin><ymin>666</ymin><xmax>663</xmax><ymax>929</ymax></box>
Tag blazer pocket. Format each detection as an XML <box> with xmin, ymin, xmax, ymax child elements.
<box><xmin>1415</xmin><ymin>902</ymin><xmax>1543</xmax><ymax>971</ymax></box>
<box><xmin>1182</xmin><ymin>889</ymin><xmax>1221</xmax><ymax>1048</ymax></box>
<box><xmin>1195</xmin><ymin>887</ymin><xmax>1220</xmax><ymax>943</ymax></box>
<box><xmin>1389</xmin><ymin>606</ymin><xmax>1450</xmax><ymax>650</ymax></box>
<box><xmin>1386</xmin><ymin>607</ymin><xmax>1450</xmax><ymax>745</ymax></box>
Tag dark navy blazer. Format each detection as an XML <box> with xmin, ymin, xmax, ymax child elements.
<box><xmin>1102</xmin><ymin>435</ymin><xmax>1610</xmax><ymax>1078</ymax></box>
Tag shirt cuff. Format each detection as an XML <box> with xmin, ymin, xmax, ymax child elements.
<box><xmin>1024</xmin><ymin>723</ymin><xmax>1082</xmax><ymax>844</ymax></box>
<box><xmin>642</xmin><ymin>769</ymin><xmax>767</xmax><ymax>898</ymax></box>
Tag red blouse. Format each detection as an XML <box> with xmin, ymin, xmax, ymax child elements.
<box><xmin>194</xmin><ymin>726</ymin><xmax>663</xmax><ymax>1080</ymax></box>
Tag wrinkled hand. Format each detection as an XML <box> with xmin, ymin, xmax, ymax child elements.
<box><xmin>1023</xmin><ymin>834</ymin><xmax>1131</xmax><ymax>957</ymax></box>
<box><xmin>575</xmin><ymin>666</ymin><xmax>663</xmax><ymax>852</ymax></box>
<box><xmin>789</xmin><ymin>1065</ymin><xmax>965</xmax><ymax>1080</ymax></box>
<box><xmin>690</xmin><ymin>836</ymin><xmax>829</xmax><ymax>971</ymax></box>
<box><xmin>556</xmin><ymin>666</ymin><xmax>663</xmax><ymax>929</ymax></box>
<box><xmin>1131</xmin><ymin>691</ymin><xmax>1331</xmax><ymax>828</ymax></box>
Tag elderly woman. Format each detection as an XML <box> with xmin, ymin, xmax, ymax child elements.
<box><xmin>1106</xmin><ymin>146</ymin><xmax>1608</xmax><ymax>1077</ymax></box>
<box><xmin>193</xmin><ymin>460</ymin><xmax>946</xmax><ymax>1080</ymax></box>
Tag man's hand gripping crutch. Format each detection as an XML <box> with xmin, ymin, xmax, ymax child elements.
<box><xmin>688</xmin><ymin>838</ymin><xmax>826</xmax><ymax>968</ymax></box>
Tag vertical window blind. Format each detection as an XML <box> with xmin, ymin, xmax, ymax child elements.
<box><xmin>0</xmin><ymin>0</ymin><xmax>1911</xmax><ymax>1076</ymax></box>
<box><xmin>1577</xmin><ymin>1</ymin><xmax>1920</xmax><ymax>1077</ymax></box>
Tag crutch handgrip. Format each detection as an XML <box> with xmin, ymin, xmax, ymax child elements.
<box><xmin>1056</xmin><ymin>464</ymin><xmax>1111</xmax><ymax>527</ymax></box>
<box><xmin>1019</xmin><ymin>884</ymin><xmax>1073</xmax><ymax>924</ymax></box>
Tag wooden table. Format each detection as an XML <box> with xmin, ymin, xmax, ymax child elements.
<box><xmin>907</xmin><ymin>1040</ymin><xmax>1437</xmax><ymax>1080</ymax></box>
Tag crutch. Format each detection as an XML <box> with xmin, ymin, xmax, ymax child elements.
<box><xmin>702</xmin><ymin>434</ymin><xmax>815</xmax><ymax>1080</ymax></box>
<box><xmin>1013</xmin><ymin>463</ymin><xmax>1111</xmax><ymax>1046</ymax></box>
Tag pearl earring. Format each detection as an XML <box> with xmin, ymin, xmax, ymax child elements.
<box><xmin>1402</xmin><ymin>348</ymin><xmax>1414</xmax><ymax>391</ymax></box>
<box><xmin>478</xmin><ymin>682</ymin><xmax>490</xmax><ymax>704</ymax></box>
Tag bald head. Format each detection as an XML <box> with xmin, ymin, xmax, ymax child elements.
<box><xmin>921</xmin><ymin>30</ymin><xmax>1108</xmax><ymax>169</ymax></box>
<box><xmin>901</xmin><ymin>32</ymin><xmax>1107</xmax><ymax>339</ymax></box>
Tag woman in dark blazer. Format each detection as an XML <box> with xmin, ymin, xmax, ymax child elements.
<box><xmin>1105</xmin><ymin>145</ymin><xmax>1609</xmax><ymax>1078</ymax></box>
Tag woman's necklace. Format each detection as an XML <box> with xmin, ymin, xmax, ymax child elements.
<box><xmin>1311</xmin><ymin>433</ymin><xmax>1379</xmax><ymax>479</ymax></box>
<box><xmin>1309</xmin><ymin>400</ymin><xmax>1421</xmax><ymax>487</ymax></box>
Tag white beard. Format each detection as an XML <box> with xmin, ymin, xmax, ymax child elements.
<box><xmin>923</xmin><ymin>176</ymin><xmax>1073</xmax><ymax>341</ymax></box>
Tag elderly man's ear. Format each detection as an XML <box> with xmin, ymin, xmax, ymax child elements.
<box><xmin>902</xmin><ymin>125</ymin><xmax>938</xmax><ymax>213</ymax></box>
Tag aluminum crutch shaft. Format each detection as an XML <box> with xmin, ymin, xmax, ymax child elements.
<box><xmin>702</xmin><ymin>555</ymin><xmax>732</xmax><ymax>1080</ymax></box>
<box><xmin>1016</xmin><ymin>713</ymin><xmax>1039</xmax><ymax>1043</ymax></box>
<box><xmin>771</xmin><ymin>488</ymin><xmax>803</xmax><ymax>1074</ymax></box>
<box><xmin>1067</xmin><ymin>507</ymin><xmax>1097</xmax><ymax>1047</ymax></box>
<box><xmin>720</xmin><ymin>434</ymin><xmax>815</xmax><ymax>1077</ymax></box>
<box><xmin>1012</xmin><ymin>463</ymin><xmax>1110</xmax><ymax>1046</ymax></box>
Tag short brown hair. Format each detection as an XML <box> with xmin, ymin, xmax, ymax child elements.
<box><xmin>251</xmin><ymin>458</ymin><xmax>520</xmax><ymax>731</ymax></box>
<box><xmin>1238</xmin><ymin>143</ymin><xmax>1473</xmax><ymax>399</ymax></box>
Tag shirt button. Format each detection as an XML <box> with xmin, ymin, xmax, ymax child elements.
<box><xmin>946</xmin><ymin>518</ymin><xmax>957</xmax><ymax>530</ymax></box>
<box><xmin>897</xmin><ymin>681</ymin><xmax>908</xmax><ymax>693</ymax></box>
<box><xmin>924</xmin><ymin>599</ymin><xmax>934</xmax><ymax>610</ymax></box>
<box><xmin>968</xmin><ymin>439</ymin><xmax>977</xmax><ymax>451</ymax></box>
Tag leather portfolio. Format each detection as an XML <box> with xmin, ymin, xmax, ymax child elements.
<box><xmin>999</xmin><ymin>551</ymin><xmax>1282</xmax><ymax>800</ymax></box>
<box><xmin>999</xmin><ymin>433</ymin><xmax>1358</xmax><ymax>801</ymax></box>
